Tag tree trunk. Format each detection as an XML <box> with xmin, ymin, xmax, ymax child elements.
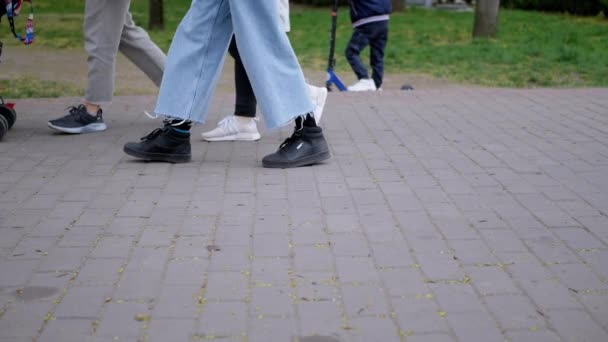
<box><xmin>149</xmin><ymin>0</ymin><xmax>164</xmax><ymax>30</ymax></box>
<box><xmin>473</xmin><ymin>0</ymin><xmax>500</xmax><ymax>38</ymax></box>
<box><xmin>392</xmin><ymin>0</ymin><xmax>405</xmax><ymax>11</ymax></box>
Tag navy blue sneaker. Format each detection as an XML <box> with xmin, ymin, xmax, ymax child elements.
<box><xmin>48</xmin><ymin>105</ymin><xmax>107</xmax><ymax>134</ymax></box>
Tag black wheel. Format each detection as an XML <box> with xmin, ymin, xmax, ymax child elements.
<box><xmin>0</xmin><ymin>114</ymin><xmax>8</xmax><ymax>141</ymax></box>
<box><xmin>0</xmin><ymin>104</ymin><xmax>16</xmax><ymax>129</ymax></box>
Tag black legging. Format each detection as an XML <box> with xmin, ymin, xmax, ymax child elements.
<box><xmin>229</xmin><ymin>36</ymin><xmax>256</xmax><ymax>118</ymax></box>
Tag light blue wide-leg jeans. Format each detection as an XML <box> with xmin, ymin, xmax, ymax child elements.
<box><xmin>155</xmin><ymin>0</ymin><xmax>314</xmax><ymax>129</ymax></box>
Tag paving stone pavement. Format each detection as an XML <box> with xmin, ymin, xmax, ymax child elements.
<box><xmin>1</xmin><ymin>87</ymin><xmax>608</xmax><ymax>342</ymax></box>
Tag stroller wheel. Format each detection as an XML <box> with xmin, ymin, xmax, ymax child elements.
<box><xmin>0</xmin><ymin>104</ymin><xmax>16</xmax><ymax>129</ymax></box>
<box><xmin>0</xmin><ymin>114</ymin><xmax>8</xmax><ymax>141</ymax></box>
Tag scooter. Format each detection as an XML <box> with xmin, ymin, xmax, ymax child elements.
<box><xmin>325</xmin><ymin>0</ymin><xmax>347</xmax><ymax>92</ymax></box>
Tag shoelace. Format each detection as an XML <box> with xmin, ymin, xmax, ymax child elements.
<box><xmin>140</xmin><ymin>127</ymin><xmax>166</xmax><ymax>141</ymax></box>
<box><xmin>64</xmin><ymin>105</ymin><xmax>86</xmax><ymax>116</ymax></box>
<box><xmin>279</xmin><ymin>129</ymin><xmax>302</xmax><ymax>150</ymax></box>
<box><xmin>217</xmin><ymin>115</ymin><xmax>237</xmax><ymax>130</ymax></box>
<box><xmin>144</xmin><ymin>111</ymin><xmax>188</xmax><ymax>127</ymax></box>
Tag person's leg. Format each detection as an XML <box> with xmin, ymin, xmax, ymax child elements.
<box><xmin>228</xmin><ymin>0</ymin><xmax>329</xmax><ymax>168</ymax></box>
<box><xmin>48</xmin><ymin>0</ymin><xmax>130</xmax><ymax>134</ymax></box>
<box><xmin>119</xmin><ymin>10</ymin><xmax>166</xmax><ymax>87</ymax></box>
<box><xmin>345</xmin><ymin>26</ymin><xmax>375</xmax><ymax>91</ymax></box>
<box><xmin>152</xmin><ymin>0</ymin><xmax>233</xmax><ymax>123</ymax></box>
<box><xmin>228</xmin><ymin>0</ymin><xmax>314</xmax><ymax>128</ymax></box>
<box><xmin>123</xmin><ymin>0</ymin><xmax>233</xmax><ymax>162</ymax></box>
<box><xmin>368</xmin><ymin>21</ymin><xmax>389</xmax><ymax>90</ymax></box>
<box><xmin>229</xmin><ymin>36</ymin><xmax>257</xmax><ymax>118</ymax></box>
<box><xmin>201</xmin><ymin>35</ymin><xmax>260</xmax><ymax>142</ymax></box>
<box><xmin>345</xmin><ymin>28</ymin><xmax>370</xmax><ymax>81</ymax></box>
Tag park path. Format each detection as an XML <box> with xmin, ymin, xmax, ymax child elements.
<box><xmin>1</xmin><ymin>45</ymin><xmax>608</xmax><ymax>342</ymax></box>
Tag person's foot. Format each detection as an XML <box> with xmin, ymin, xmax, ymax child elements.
<box><xmin>347</xmin><ymin>78</ymin><xmax>377</xmax><ymax>92</ymax></box>
<box><xmin>201</xmin><ymin>115</ymin><xmax>261</xmax><ymax>142</ymax></box>
<box><xmin>262</xmin><ymin>126</ymin><xmax>330</xmax><ymax>169</ymax></box>
<box><xmin>307</xmin><ymin>84</ymin><xmax>328</xmax><ymax>124</ymax></box>
<box><xmin>48</xmin><ymin>104</ymin><xmax>107</xmax><ymax>134</ymax></box>
<box><xmin>123</xmin><ymin>124</ymin><xmax>191</xmax><ymax>163</ymax></box>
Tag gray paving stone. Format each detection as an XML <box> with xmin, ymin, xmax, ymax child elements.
<box><xmin>392</xmin><ymin>296</ymin><xmax>450</xmax><ymax>334</ymax></box>
<box><xmin>4</xmin><ymin>89</ymin><xmax>608</xmax><ymax>341</ymax></box>
<box><xmin>164</xmin><ymin>258</ymin><xmax>208</xmax><ymax>286</ymax></box>
<box><xmin>293</xmin><ymin>271</ymin><xmax>340</xmax><ymax>302</ymax></box>
<box><xmin>504</xmin><ymin>330</ymin><xmax>562</xmax><ymax>342</ymax></box>
<box><xmin>57</xmin><ymin>228</ymin><xmax>101</xmax><ymax>248</ymax></box>
<box><xmin>0</xmin><ymin>302</ymin><xmax>53</xmax><ymax>338</ymax></box>
<box><xmin>346</xmin><ymin>316</ymin><xmax>400</xmax><ymax>342</ymax></box>
<box><xmin>430</xmin><ymin>283</ymin><xmax>486</xmax><ymax>314</ymax></box>
<box><xmin>153</xmin><ymin>286</ymin><xmax>200</xmax><ymax>318</ymax></box>
<box><xmin>380</xmin><ymin>268</ymin><xmax>429</xmax><ymax>297</ymax></box>
<box><xmin>484</xmin><ymin>294</ymin><xmax>546</xmax><ymax>330</ymax></box>
<box><xmin>38</xmin><ymin>247</ymin><xmax>90</xmax><ymax>272</ymax></box>
<box><xmin>54</xmin><ymin>286</ymin><xmax>112</xmax><ymax>318</ymax></box>
<box><xmin>251</xmin><ymin>258</ymin><xmax>291</xmax><ymax>287</ymax></box>
<box><xmin>294</xmin><ymin>245</ymin><xmax>334</xmax><ymax>272</ymax></box>
<box><xmin>253</xmin><ymin>234</ymin><xmax>290</xmax><ymax>257</ymax></box>
<box><xmin>38</xmin><ymin>318</ymin><xmax>93</xmax><ymax>342</ymax></box>
<box><xmin>342</xmin><ymin>284</ymin><xmax>389</xmax><ymax>317</ymax></box>
<box><xmin>75</xmin><ymin>258</ymin><xmax>123</xmax><ymax>286</ymax></box>
<box><xmin>205</xmin><ymin>271</ymin><xmax>248</xmax><ymax>301</ymax></box>
<box><xmin>90</xmin><ymin>235</ymin><xmax>134</xmax><ymax>258</ymax></box>
<box><xmin>447</xmin><ymin>311</ymin><xmax>504</xmax><ymax>342</ymax></box>
<box><xmin>549</xmin><ymin>263</ymin><xmax>606</xmax><ymax>291</ymax></box>
<box><xmin>248</xmin><ymin>317</ymin><xmax>297</xmax><ymax>342</ymax></box>
<box><xmin>335</xmin><ymin>256</ymin><xmax>380</xmax><ymax>284</ymax></box>
<box><xmin>546</xmin><ymin>309</ymin><xmax>608</xmax><ymax>342</ymax></box>
<box><xmin>96</xmin><ymin>302</ymin><xmax>148</xmax><ymax>337</ymax></box>
<box><xmin>198</xmin><ymin>302</ymin><xmax>247</xmax><ymax>337</ymax></box>
<box><xmin>464</xmin><ymin>265</ymin><xmax>521</xmax><ymax>295</ymax></box>
<box><xmin>297</xmin><ymin>301</ymin><xmax>343</xmax><ymax>336</ymax></box>
<box><xmin>146</xmin><ymin>318</ymin><xmax>195</xmax><ymax>342</ymax></box>
<box><xmin>251</xmin><ymin>286</ymin><xmax>294</xmax><ymax>316</ymax></box>
<box><xmin>330</xmin><ymin>233</ymin><xmax>370</xmax><ymax>257</ymax></box>
<box><xmin>405</xmin><ymin>334</ymin><xmax>456</xmax><ymax>342</ymax></box>
<box><xmin>114</xmin><ymin>271</ymin><xmax>163</xmax><ymax>300</ymax></box>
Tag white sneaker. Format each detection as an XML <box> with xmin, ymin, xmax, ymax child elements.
<box><xmin>307</xmin><ymin>84</ymin><xmax>328</xmax><ymax>124</ymax></box>
<box><xmin>201</xmin><ymin>115</ymin><xmax>261</xmax><ymax>142</ymax></box>
<box><xmin>347</xmin><ymin>78</ymin><xmax>377</xmax><ymax>92</ymax></box>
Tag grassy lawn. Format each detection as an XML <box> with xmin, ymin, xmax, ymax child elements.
<box><xmin>1</xmin><ymin>0</ymin><xmax>607</xmax><ymax>92</ymax></box>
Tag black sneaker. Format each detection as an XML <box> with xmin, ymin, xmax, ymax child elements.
<box><xmin>123</xmin><ymin>125</ymin><xmax>191</xmax><ymax>163</ymax></box>
<box><xmin>262</xmin><ymin>126</ymin><xmax>330</xmax><ymax>168</ymax></box>
<box><xmin>48</xmin><ymin>105</ymin><xmax>107</xmax><ymax>134</ymax></box>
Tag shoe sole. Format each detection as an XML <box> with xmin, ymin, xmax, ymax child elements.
<box><xmin>311</xmin><ymin>87</ymin><xmax>327</xmax><ymax>124</ymax></box>
<box><xmin>262</xmin><ymin>150</ymin><xmax>331</xmax><ymax>169</ymax></box>
<box><xmin>123</xmin><ymin>145</ymin><xmax>191</xmax><ymax>163</ymax></box>
<box><xmin>201</xmin><ymin>132</ymin><xmax>261</xmax><ymax>142</ymax></box>
<box><xmin>48</xmin><ymin>122</ymin><xmax>107</xmax><ymax>134</ymax></box>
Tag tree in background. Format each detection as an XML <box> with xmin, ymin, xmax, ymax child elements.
<box><xmin>473</xmin><ymin>0</ymin><xmax>500</xmax><ymax>38</ymax></box>
<box><xmin>149</xmin><ymin>0</ymin><xmax>164</xmax><ymax>30</ymax></box>
<box><xmin>393</xmin><ymin>0</ymin><xmax>405</xmax><ymax>11</ymax></box>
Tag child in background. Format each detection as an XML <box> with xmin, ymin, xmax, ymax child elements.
<box><xmin>345</xmin><ymin>0</ymin><xmax>391</xmax><ymax>91</ymax></box>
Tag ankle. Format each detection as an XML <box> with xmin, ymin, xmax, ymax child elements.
<box><xmin>84</xmin><ymin>102</ymin><xmax>101</xmax><ymax>116</ymax></box>
<box><xmin>234</xmin><ymin>115</ymin><xmax>255</xmax><ymax>124</ymax></box>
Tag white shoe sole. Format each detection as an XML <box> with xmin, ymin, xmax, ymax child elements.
<box><xmin>48</xmin><ymin>122</ymin><xmax>107</xmax><ymax>134</ymax></box>
<box><xmin>310</xmin><ymin>86</ymin><xmax>328</xmax><ymax>124</ymax></box>
<box><xmin>201</xmin><ymin>132</ymin><xmax>261</xmax><ymax>142</ymax></box>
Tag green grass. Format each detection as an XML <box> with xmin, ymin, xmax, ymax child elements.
<box><xmin>1</xmin><ymin>1</ymin><xmax>607</xmax><ymax>88</ymax></box>
<box><xmin>0</xmin><ymin>76</ymin><xmax>84</xmax><ymax>98</ymax></box>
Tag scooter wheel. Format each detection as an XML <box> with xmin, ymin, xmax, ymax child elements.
<box><xmin>0</xmin><ymin>104</ymin><xmax>16</xmax><ymax>129</ymax></box>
